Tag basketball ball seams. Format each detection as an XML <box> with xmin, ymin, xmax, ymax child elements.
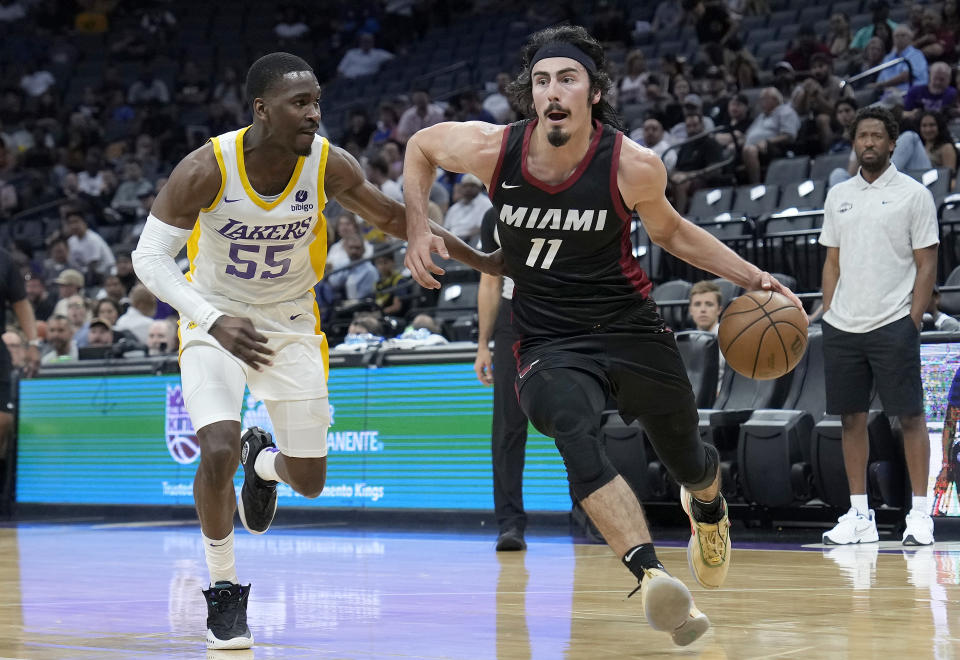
<box><xmin>718</xmin><ymin>290</ymin><xmax>808</xmax><ymax>380</ymax></box>
<box><xmin>719</xmin><ymin>313</ymin><xmax>768</xmax><ymax>353</ymax></box>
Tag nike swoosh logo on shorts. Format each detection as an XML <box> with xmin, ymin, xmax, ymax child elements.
<box><xmin>501</xmin><ymin>182</ymin><xmax>521</xmax><ymax>189</ymax></box>
<box><xmin>290</xmin><ymin>313</ymin><xmax>304</xmax><ymax>320</ymax></box>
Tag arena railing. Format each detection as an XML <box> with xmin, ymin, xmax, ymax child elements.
<box><xmin>839</xmin><ymin>56</ymin><xmax>914</xmax><ymax>93</ymax></box>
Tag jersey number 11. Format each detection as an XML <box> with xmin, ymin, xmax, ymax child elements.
<box><xmin>525</xmin><ymin>238</ymin><xmax>562</xmax><ymax>270</ymax></box>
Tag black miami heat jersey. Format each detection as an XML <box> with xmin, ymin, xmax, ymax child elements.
<box><xmin>489</xmin><ymin>119</ymin><xmax>652</xmax><ymax>346</ymax></box>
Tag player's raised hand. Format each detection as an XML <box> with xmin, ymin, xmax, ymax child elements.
<box><xmin>405</xmin><ymin>229</ymin><xmax>447</xmax><ymax>289</ymax></box>
<box><xmin>209</xmin><ymin>316</ymin><xmax>274</xmax><ymax>371</ymax></box>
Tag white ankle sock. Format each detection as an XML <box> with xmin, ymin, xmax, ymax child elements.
<box><xmin>202</xmin><ymin>530</ymin><xmax>238</xmax><ymax>586</ymax></box>
<box><xmin>911</xmin><ymin>495</ymin><xmax>928</xmax><ymax>515</ymax></box>
<box><xmin>850</xmin><ymin>494</ymin><xmax>869</xmax><ymax>517</ymax></box>
<box><xmin>254</xmin><ymin>446</ymin><xmax>282</xmax><ymax>483</ymax></box>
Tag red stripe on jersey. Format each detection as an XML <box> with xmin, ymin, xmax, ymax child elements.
<box><xmin>488</xmin><ymin>125</ymin><xmax>512</xmax><ymax>201</ymax></box>
<box><xmin>618</xmin><ymin>219</ymin><xmax>652</xmax><ymax>296</ymax></box>
<box><xmin>520</xmin><ymin>119</ymin><xmax>604</xmax><ymax>193</ymax></box>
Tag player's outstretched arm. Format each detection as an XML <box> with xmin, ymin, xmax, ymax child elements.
<box><xmin>132</xmin><ymin>143</ymin><xmax>273</xmax><ymax>370</ymax></box>
<box><xmin>620</xmin><ymin>141</ymin><xmax>806</xmax><ymax>314</ymax></box>
<box><xmin>325</xmin><ymin>144</ymin><xmax>501</xmax><ymax>289</ymax></box>
<box><xmin>403</xmin><ymin>121</ymin><xmax>505</xmax><ymax>287</ymax></box>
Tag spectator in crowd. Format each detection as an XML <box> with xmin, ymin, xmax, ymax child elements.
<box><xmin>875</xmin><ymin>25</ymin><xmax>929</xmax><ymax>97</ymax></box>
<box><xmin>791</xmin><ymin>53</ymin><xmax>852</xmax><ymax>154</ymax></box>
<box><xmin>127</xmin><ymin>64</ymin><xmax>170</xmax><ymax>106</ymax></box>
<box><xmin>114</xmin><ymin>284</ymin><xmax>156</xmax><ymax>345</ymax></box>
<box><xmin>110</xmin><ymin>159</ymin><xmax>153</xmax><ymax>219</ymax></box>
<box><xmin>64</xmin><ymin>209</ymin><xmax>115</xmax><ymax>282</ymax></box>
<box><xmin>41</xmin><ymin>315</ymin><xmax>77</xmax><ymax>364</ymax></box>
<box><xmin>688</xmin><ymin>0</ymin><xmax>736</xmax><ymax>66</ymax></box>
<box><xmin>651</xmin><ymin>0</ymin><xmax>685</xmax><ymax>33</ymax></box>
<box><xmin>50</xmin><ymin>269</ymin><xmax>85</xmax><ymax>318</ymax></box>
<box><xmin>337</xmin><ymin>32</ymin><xmax>394</xmax><ymax>79</ymax></box>
<box><xmin>914</xmin><ymin>7</ymin><xmax>956</xmax><ymax>63</ymax></box>
<box><xmin>455</xmin><ymin>90</ymin><xmax>497</xmax><ymax>124</ymax></box>
<box><xmin>828</xmin><ymin>97</ymin><xmax>858</xmax><ymax>153</ymax></box>
<box><xmin>858</xmin><ymin>36</ymin><xmax>888</xmax><ymax>79</ymax></box>
<box><xmin>373</xmin><ymin>252</ymin><xmax>408</xmax><ymax>316</ymax></box>
<box><xmin>945</xmin><ymin>0</ymin><xmax>960</xmax><ymax>36</ymax></box>
<box><xmin>730</xmin><ymin>51</ymin><xmax>760</xmax><ymax>90</ymax></box>
<box><xmin>113</xmin><ymin>250</ymin><xmax>138</xmax><ymax>294</ymax></box>
<box><xmin>85</xmin><ymin>316</ymin><xmax>115</xmax><ymax>350</ymax></box>
<box><xmin>714</xmin><ymin>92</ymin><xmax>752</xmax><ymax>153</ymax></box>
<box><xmin>370</xmin><ymin>102</ymin><xmax>400</xmax><ymax>145</ymax></box>
<box><xmin>784</xmin><ymin>24</ymin><xmax>832</xmax><ymax>73</ymax></box>
<box><xmin>326</xmin><ymin>235</ymin><xmax>378</xmax><ymax>302</ymax></box>
<box><xmin>273</xmin><ymin>6</ymin><xmax>309</xmax><ymax>42</ymax></box>
<box><xmin>147</xmin><ymin>318</ymin><xmax>178</xmax><ymax>356</ymax></box>
<box><xmin>918</xmin><ymin>111</ymin><xmax>958</xmax><ymax>177</ymax></box>
<box><xmin>76</xmin><ymin>151</ymin><xmax>115</xmax><ymax>203</ymax></box>
<box><xmin>342</xmin><ymin>107</ymin><xmax>376</xmax><ymax>153</ymax></box>
<box><xmin>365</xmin><ymin>155</ymin><xmax>403</xmax><ymax>203</ymax></box>
<box><xmin>212</xmin><ymin>67</ymin><xmax>245</xmax><ymax>125</ymax></box>
<box><xmin>850</xmin><ymin>0</ymin><xmax>898</xmax><ymax>50</ymax></box>
<box><xmin>397</xmin><ymin>89</ymin><xmax>444</xmax><ymax>143</ymax></box>
<box><xmin>482</xmin><ymin>72</ymin><xmax>513</xmax><ymax>124</ymax></box>
<box><xmin>75</xmin><ymin>297</ymin><xmax>122</xmax><ymax>348</ymax></box>
<box><xmin>20</xmin><ymin>60</ymin><xmax>56</xmax><ymax>98</ymax></box>
<box><xmin>924</xmin><ymin>286</ymin><xmax>960</xmax><ymax>332</ymax></box>
<box><xmin>772</xmin><ymin>61</ymin><xmax>796</xmax><ymax>99</ymax></box>
<box><xmin>617</xmin><ymin>50</ymin><xmax>650</xmax><ymax>108</ymax></box>
<box><xmin>688</xmin><ymin>280</ymin><xmax>722</xmax><ymax>332</ymax></box>
<box><xmin>25</xmin><ymin>272</ymin><xmax>55</xmax><ymax>321</ymax></box>
<box><xmin>97</xmin><ymin>274</ymin><xmax>128</xmax><ymax>307</ymax></box>
<box><xmin>327</xmin><ymin>213</ymin><xmax>374</xmax><ymax>272</ymax></box>
<box><xmin>63</xmin><ymin>294</ymin><xmax>90</xmax><ymax>337</ymax></box>
<box><xmin>631</xmin><ymin>117</ymin><xmax>676</xmax><ymax>171</ymax></box>
<box><xmin>175</xmin><ymin>61</ymin><xmax>210</xmax><ymax>109</ymax></box>
<box><xmin>824</xmin><ymin>12</ymin><xmax>854</xmax><ymax>73</ymax></box>
<box><xmin>903</xmin><ymin>62</ymin><xmax>957</xmax><ymax>121</ymax></box>
<box><xmin>741</xmin><ymin>87</ymin><xmax>800</xmax><ymax>183</ymax></box>
<box><xmin>669</xmin><ymin>112</ymin><xmax>729</xmax><ymax>213</ymax></box>
<box><xmin>443</xmin><ymin>173</ymin><xmax>492</xmax><ymax>245</ymax></box>
<box><xmin>819</xmin><ymin>105</ymin><xmax>938</xmax><ymax>548</ymax></box>
<box><xmin>699</xmin><ymin>66</ymin><xmax>729</xmax><ymax>125</ymax></box>
<box><xmin>669</xmin><ymin>94</ymin><xmax>716</xmax><ymax>142</ymax></box>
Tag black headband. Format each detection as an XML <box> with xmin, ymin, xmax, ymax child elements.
<box><xmin>531</xmin><ymin>42</ymin><xmax>597</xmax><ymax>74</ymax></box>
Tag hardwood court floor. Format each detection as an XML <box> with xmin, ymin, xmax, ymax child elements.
<box><xmin>0</xmin><ymin>522</ymin><xmax>957</xmax><ymax>659</ymax></box>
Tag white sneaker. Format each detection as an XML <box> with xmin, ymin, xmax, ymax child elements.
<box><xmin>822</xmin><ymin>508</ymin><xmax>879</xmax><ymax>545</ymax></box>
<box><xmin>902</xmin><ymin>510</ymin><xmax>935</xmax><ymax>546</ymax></box>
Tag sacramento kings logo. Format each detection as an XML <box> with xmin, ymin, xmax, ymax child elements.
<box><xmin>165</xmin><ymin>384</ymin><xmax>200</xmax><ymax>464</ymax></box>
<box><xmin>295</xmin><ymin>189</ymin><xmax>308</xmax><ymax>202</ymax></box>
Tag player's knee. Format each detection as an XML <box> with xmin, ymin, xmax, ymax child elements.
<box><xmin>674</xmin><ymin>441</ymin><xmax>719</xmax><ymax>491</ymax></box>
<box><xmin>197</xmin><ymin>438</ymin><xmax>241</xmax><ymax>486</ymax></box>
<box><xmin>282</xmin><ymin>456</ymin><xmax>327</xmax><ymax>498</ymax></box>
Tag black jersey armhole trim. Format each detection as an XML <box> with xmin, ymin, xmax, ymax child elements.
<box><xmin>520</xmin><ymin>119</ymin><xmax>604</xmax><ymax>193</ymax></box>
<box><xmin>488</xmin><ymin>125</ymin><xmax>512</xmax><ymax>201</ymax></box>
<box><xmin>610</xmin><ymin>131</ymin><xmax>633</xmax><ymax>221</ymax></box>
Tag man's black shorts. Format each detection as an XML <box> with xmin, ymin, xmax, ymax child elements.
<box><xmin>514</xmin><ymin>329</ymin><xmax>696</xmax><ymax>419</ymax></box>
<box><xmin>822</xmin><ymin>315</ymin><xmax>923</xmax><ymax>417</ymax></box>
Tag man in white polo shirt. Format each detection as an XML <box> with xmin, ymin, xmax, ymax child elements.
<box><xmin>819</xmin><ymin>106</ymin><xmax>940</xmax><ymax>547</ymax></box>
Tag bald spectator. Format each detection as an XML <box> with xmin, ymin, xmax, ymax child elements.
<box><xmin>443</xmin><ymin>174</ymin><xmax>493</xmax><ymax>245</ymax></box>
<box><xmin>397</xmin><ymin>89</ymin><xmax>445</xmax><ymax>143</ymax></box>
<box><xmin>337</xmin><ymin>33</ymin><xmax>394</xmax><ymax>79</ymax></box>
<box><xmin>114</xmin><ymin>284</ymin><xmax>156</xmax><ymax>344</ymax></box>
<box><xmin>903</xmin><ymin>62</ymin><xmax>957</xmax><ymax>120</ymax></box>
<box><xmin>876</xmin><ymin>25</ymin><xmax>929</xmax><ymax>95</ymax></box>
<box><xmin>742</xmin><ymin>88</ymin><xmax>800</xmax><ymax>183</ymax></box>
<box><xmin>147</xmin><ymin>319</ymin><xmax>178</xmax><ymax>356</ymax></box>
<box><xmin>41</xmin><ymin>315</ymin><xmax>78</xmax><ymax>364</ymax></box>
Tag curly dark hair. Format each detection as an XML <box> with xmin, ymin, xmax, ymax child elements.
<box><xmin>851</xmin><ymin>105</ymin><xmax>899</xmax><ymax>142</ymax></box>
<box><xmin>920</xmin><ymin>110</ymin><xmax>952</xmax><ymax>148</ymax></box>
<box><xmin>506</xmin><ymin>25</ymin><xmax>623</xmax><ymax>130</ymax></box>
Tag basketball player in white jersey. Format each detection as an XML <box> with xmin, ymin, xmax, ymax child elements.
<box><xmin>132</xmin><ymin>52</ymin><xmax>497</xmax><ymax>650</ymax></box>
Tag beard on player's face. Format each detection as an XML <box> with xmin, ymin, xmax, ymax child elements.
<box><xmin>547</xmin><ymin>126</ymin><xmax>571</xmax><ymax>147</ymax></box>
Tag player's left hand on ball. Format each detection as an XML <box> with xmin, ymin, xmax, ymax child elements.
<box><xmin>405</xmin><ymin>230</ymin><xmax>446</xmax><ymax>290</ymax></box>
<box><xmin>756</xmin><ymin>271</ymin><xmax>808</xmax><ymax>323</ymax></box>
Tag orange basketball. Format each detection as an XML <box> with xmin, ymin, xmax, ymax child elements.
<box><xmin>717</xmin><ymin>290</ymin><xmax>808</xmax><ymax>380</ymax></box>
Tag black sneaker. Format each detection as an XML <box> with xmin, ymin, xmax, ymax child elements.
<box><xmin>203</xmin><ymin>581</ymin><xmax>253</xmax><ymax>649</ymax></box>
<box><xmin>238</xmin><ymin>427</ymin><xmax>279</xmax><ymax>535</ymax></box>
<box><xmin>496</xmin><ymin>527</ymin><xmax>526</xmax><ymax>551</ymax></box>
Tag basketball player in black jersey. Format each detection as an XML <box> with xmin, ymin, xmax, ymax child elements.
<box><xmin>403</xmin><ymin>26</ymin><xmax>804</xmax><ymax>646</ymax></box>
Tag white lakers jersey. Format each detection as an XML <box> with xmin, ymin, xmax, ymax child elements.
<box><xmin>187</xmin><ymin>126</ymin><xmax>329</xmax><ymax>305</ymax></box>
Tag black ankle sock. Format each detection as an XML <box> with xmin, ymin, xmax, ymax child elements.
<box><xmin>691</xmin><ymin>495</ymin><xmax>725</xmax><ymax>524</ymax></box>
<box><xmin>622</xmin><ymin>543</ymin><xmax>664</xmax><ymax>582</ymax></box>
